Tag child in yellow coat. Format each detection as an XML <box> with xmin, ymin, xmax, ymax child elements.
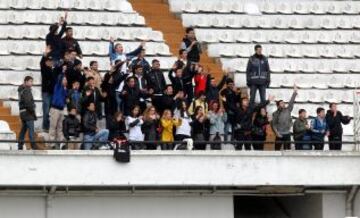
<box><xmin>160</xmin><ymin>109</ymin><xmax>181</xmax><ymax>150</ymax></box>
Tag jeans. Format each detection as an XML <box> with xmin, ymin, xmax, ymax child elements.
<box><xmin>42</xmin><ymin>92</ymin><xmax>52</xmax><ymax>131</ymax></box>
<box><xmin>234</xmin><ymin>131</ymin><xmax>252</xmax><ymax>150</ymax></box>
<box><xmin>83</xmin><ymin>129</ymin><xmax>109</xmax><ymax>150</ymax></box>
<box><xmin>115</xmin><ymin>92</ymin><xmax>123</xmax><ymax>113</ymax></box>
<box><xmin>329</xmin><ymin>135</ymin><xmax>342</xmax><ymax>150</ymax></box>
<box><xmin>249</xmin><ymin>85</ymin><xmax>266</xmax><ymax>106</ymax></box>
<box><xmin>18</xmin><ymin>120</ymin><xmax>37</xmax><ymax>150</ymax></box>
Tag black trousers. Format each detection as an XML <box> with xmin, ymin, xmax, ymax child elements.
<box><xmin>312</xmin><ymin>137</ymin><xmax>325</xmax><ymax>150</ymax></box>
<box><xmin>252</xmin><ymin>134</ymin><xmax>266</xmax><ymax>150</ymax></box>
<box><xmin>329</xmin><ymin>134</ymin><xmax>342</xmax><ymax>150</ymax></box>
<box><xmin>275</xmin><ymin>134</ymin><xmax>291</xmax><ymax>150</ymax></box>
<box><xmin>234</xmin><ymin>132</ymin><xmax>252</xmax><ymax>150</ymax></box>
<box><xmin>249</xmin><ymin>84</ymin><xmax>266</xmax><ymax>106</ymax></box>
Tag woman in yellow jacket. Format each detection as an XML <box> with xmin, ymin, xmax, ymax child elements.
<box><xmin>160</xmin><ymin>109</ymin><xmax>181</xmax><ymax>150</ymax></box>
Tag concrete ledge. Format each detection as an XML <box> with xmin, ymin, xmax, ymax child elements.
<box><xmin>0</xmin><ymin>150</ymin><xmax>359</xmax><ymax>187</ymax></box>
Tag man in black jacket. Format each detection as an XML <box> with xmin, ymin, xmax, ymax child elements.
<box><xmin>46</xmin><ymin>12</ymin><xmax>67</xmax><ymax>63</ymax></box>
<box><xmin>82</xmin><ymin>102</ymin><xmax>109</xmax><ymax>150</ymax></box>
<box><xmin>17</xmin><ymin>76</ymin><xmax>38</xmax><ymax>150</ymax></box>
<box><xmin>65</xmin><ymin>58</ymin><xmax>85</xmax><ymax>90</ymax></box>
<box><xmin>121</xmin><ymin>76</ymin><xmax>148</xmax><ymax>116</ymax></box>
<box><xmin>80</xmin><ymin>77</ymin><xmax>106</xmax><ymax>118</ymax></box>
<box><xmin>181</xmin><ymin>27</ymin><xmax>202</xmax><ymax>63</ymax></box>
<box><xmin>62</xmin><ymin>107</ymin><xmax>81</xmax><ymax>149</ymax></box>
<box><xmin>220</xmin><ymin>78</ymin><xmax>240</xmax><ymax>141</ymax></box>
<box><xmin>145</xmin><ymin>59</ymin><xmax>166</xmax><ymax>110</ymax></box>
<box><xmin>246</xmin><ymin>44</ymin><xmax>271</xmax><ymax>106</ymax></box>
<box><xmin>40</xmin><ymin>47</ymin><xmax>60</xmax><ymax>132</ymax></box>
<box><xmin>234</xmin><ymin>96</ymin><xmax>274</xmax><ymax>150</ymax></box>
<box><xmin>206</xmin><ymin>70</ymin><xmax>228</xmax><ymax>104</ymax></box>
<box><xmin>325</xmin><ymin>103</ymin><xmax>352</xmax><ymax>150</ymax></box>
<box><xmin>62</xmin><ymin>27</ymin><xmax>82</xmax><ymax>58</ymax></box>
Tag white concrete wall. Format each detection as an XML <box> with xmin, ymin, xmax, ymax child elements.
<box><xmin>0</xmin><ymin>195</ymin><xmax>233</xmax><ymax>218</ymax></box>
<box><xmin>1</xmin><ymin>150</ymin><xmax>360</xmax><ymax>187</ymax></box>
<box><xmin>322</xmin><ymin>193</ymin><xmax>346</xmax><ymax>218</ymax></box>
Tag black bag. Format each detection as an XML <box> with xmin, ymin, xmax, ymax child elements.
<box><xmin>113</xmin><ymin>138</ymin><xmax>130</xmax><ymax>163</ymax></box>
<box><xmin>211</xmin><ymin>132</ymin><xmax>222</xmax><ymax>150</ymax></box>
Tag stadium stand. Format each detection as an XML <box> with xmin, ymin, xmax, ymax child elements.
<box><xmin>168</xmin><ymin>0</ymin><xmax>357</xmax><ymax>137</ymax></box>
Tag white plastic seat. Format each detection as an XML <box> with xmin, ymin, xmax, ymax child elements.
<box><xmin>73</xmin><ymin>0</ymin><xmax>87</xmax><ymax>10</ymax></box>
<box><xmin>252</xmin><ymin>31</ymin><xmax>267</xmax><ymax>43</ymax></box>
<box><xmin>260</xmin><ymin>2</ymin><xmax>276</xmax><ymax>14</ymax></box>
<box><xmin>312</xmin><ymin>75</ymin><xmax>328</xmax><ymax>89</ymax></box>
<box><xmin>7</xmin><ymin>26</ymin><xmax>22</xmax><ymax>39</ymax></box>
<box><xmin>333</xmin><ymin>32</ymin><xmax>349</xmax><ymax>44</ymax></box>
<box><xmin>333</xmin><ymin>61</ymin><xmax>349</xmax><ymax>73</ymax></box>
<box><xmin>235</xmin><ymin>47</ymin><xmax>251</xmax><ymax>58</ymax></box>
<box><xmin>268</xmin><ymin>31</ymin><xmax>283</xmax><ymax>43</ymax></box>
<box><xmin>272</xmin><ymin>17</ymin><xmax>289</xmax><ymax>29</ymax></box>
<box><xmin>242</xmin><ymin>17</ymin><xmax>258</xmax><ymax>29</ymax></box>
<box><xmin>324</xmin><ymin>91</ymin><xmax>341</xmax><ymax>103</ymax></box>
<box><xmin>0</xmin><ymin>0</ymin><xmax>9</xmax><ymax>9</ymax></box>
<box><xmin>299</xmin><ymin>60</ymin><xmax>315</xmax><ymax>73</ymax></box>
<box><xmin>317</xmin><ymin>32</ymin><xmax>332</xmax><ymax>43</ymax></box>
<box><xmin>244</xmin><ymin>3</ymin><xmax>261</xmax><ymax>15</ymax></box>
<box><xmin>219</xmin><ymin>32</ymin><xmax>234</xmax><ymax>43</ymax></box>
<box><xmin>352</xmin><ymin>17</ymin><xmax>360</xmax><ymax>29</ymax></box>
<box><xmin>268</xmin><ymin>45</ymin><xmax>284</xmax><ymax>58</ymax></box>
<box><xmin>293</xmin><ymin>2</ymin><xmax>309</xmax><ymax>15</ymax></box>
<box><xmin>301</xmin><ymin>31</ymin><xmax>317</xmax><ymax>44</ymax></box>
<box><xmin>337</xmin><ymin>46</ymin><xmax>353</xmax><ymax>59</ymax></box>
<box><xmin>284</xmin><ymin>32</ymin><xmax>300</xmax><ymax>44</ymax></box>
<box><xmin>156</xmin><ymin>44</ymin><xmax>171</xmax><ymax>56</ymax></box>
<box><xmin>182</xmin><ymin>1</ymin><xmax>198</xmax><ymax>13</ymax></box>
<box><xmin>236</xmin><ymin>32</ymin><xmax>251</xmax><ymax>43</ymax></box>
<box><xmin>308</xmin><ymin>91</ymin><xmax>323</xmax><ymax>103</ymax></box>
<box><xmin>326</xmin><ymin>2</ymin><xmax>342</xmax><ymax>15</ymax></box>
<box><xmin>316</xmin><ymin>61</ymin><xmax>332</xmax><ymax>74</ymax></box>
<box><xmin>258</xmin><ymin>17</ymin><xmax>272</xmax><ymax>29</ymax></box>
<box><xmin>295</xmin><ymin>90</ymin><xmax>308</xmax><ymax>103</ymax></box>
<box><xmin>269</xmin><ymin>60</ymin><xmax>283</xmax><ymax>73</ymax></box>
<box><xmin>88</xmin><ymin>0</ymin><xmax>103</xmax><ymax>11</ymax></box>
<box><xmin>148</xmin><ymin>31</ymin><xmax>163</xmax><ymax>42</ymax></box>
<box><xmin>231</xmin><ymin>2</ymin><xmax>243</xmax><ymax>13</ymax></box>
<box><xmin>327</xmin><ymin>75</ymin><xmax>344</xmax><ymax>88</ymax></box>
<box><xmin>0</xmin><ymin>43</ymin><xmax>9</xmax><ymax>55</ymax></box>
<box><xmin>302</xmin><ymin>46</ymin><xmax>319</xmax><ymax>58</ymax></box>
<box><xmin>211</xmin><ymin>16</ymin><xmax>225</xmax><ymax>28</ymax></box>
<box><xmin>289</xmin><ymin>17</ymin><xmax>304</xmax><ymax>29</ymax></box>
<box><xmin>283</xmin><ymin>60</ymin><xmax>298</xmax><ymax>73</ymax></box>
<box><xmin>119</xmin><ymin>1</ymin><xmax>133</xmax><ymax>13</ymax></box>
<box><xmin>295</xmin><ymin>75</ymin><xmax>312</xmax><ymax>89</ymax></box>
<box><xmin>276</xmin><ymin>2</ymin><xmax>292</xmax><ymax>14</ymax></box>
<box><xmin>214</xmin><ymin>1</ymin><xmax>229</xmax><ymax>13</ymax></box>
<box><xmin>280</xmin><ymin>75</ymin><xmax>294</xmax><ymax>88</ymax></box>
<box><xmin>286</xmin><ymin>46</ymin><xmax>302</xmax><ymax>58</ymax></box>
<box><xmin>226</xmin><ymin>16</ymin><xmax>242</xmax><ymax>28</ymax></box>
<box><xmin>344</xmin><ymin>76</ymin><xmax>356</xmax><ymax>88</ymax></box>
<box><xmin>342</xmin><ymin>90</ymin><xmax>353</xmax><ymax>103</ymax></box>
<box><xmin>202</xmin><ymin>32</ymin><xmax>217</xmax><ymax>43</ymax></box>
<box><xmin>10</xmin><ymin>0</ymin><xmax>27</xmax><ymax>9</ymax></box>
<box><xmin>27</xmin><ymin>0</ymin><xmax>41</xmax><ymax>9</ymax></box>
<box><xmin>304</xmin><ymin>17</ymin><xmax>321</xmax><ymax>29</ymax></box>
<box><xmin>338</xmin><ymin>17</ymin><xmax>353</xmax><ymax>29</ymax></box>
<box><xmin>310</xmin><ymin>2</ymin><xmax>325</xmax><ymax>14</ymax></box>
<box><xmin>342</xmin><ymin>2</ymin><xmax>358</xmax><ymax>15</ymax></box>
<box><xmin>321</xmin><ymin>17</ymin><xmax>336</xmax><ymax>29</ymax></box>
<box><xmin>134</xmin><ymin>16</ymin><xmax>145</xmax><ymax>26</ymax></box>
<box><xmin>319</xmin><ymin>46</ymin><xmax>336</xmax><ymax>58</ymax></box>
<box><xmin>350</xmin><ymin>32</ymin><xmax>360</xmax><ymax>44</ymax></box>
<box><xmin>219</xmin><ymin>48</ymin><xmax>235</xmax><ymax>58</ymax></box>
<box><xmin>0</xmin><ymin>121</ymin><xmax>11</xmax><ymax>133</ymax></box>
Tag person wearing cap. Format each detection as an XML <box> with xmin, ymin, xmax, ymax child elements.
<box><xmin>40</xmin><ymin>46</ymin><xmax>61</xmax><ymax>132</ymax></box>
<box><xmin>271</xmin><ymin>85</ymin><xmax>298</xmax><ymax>150</ymax></box>
<box><xmin>62</xmin><ymin>27</ymin><xmax>82</xmax><ymax>58</ymax></box>
<box><xmin>46</xmin><ymin>12</ymin><xmax>67</xmax><ymax>62</ymax></box>
<box><xmin>246</xmin><ymin>44</ymin><xmax>271</xmax><ymax>106</ymax></box>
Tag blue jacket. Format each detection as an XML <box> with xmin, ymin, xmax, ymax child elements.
<box><xmin>310</xmin><ymin>117</ymin><xmax>328</xmax><ymax>139</ymax></box>
<box><xmin>51</xmin><ymin>74</ymin><xmax>67</xmax><ymax>110</ymax></box>
<box><xmin>108</xmin><ymin>42</ymin><xmax>143</xmax><ymax>64</ymax></box>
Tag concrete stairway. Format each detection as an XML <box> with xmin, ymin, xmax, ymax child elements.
<box><xmin>130</xmin><ymin>0</ymin><xmax>225</xmax><ymax>81</ymax></box>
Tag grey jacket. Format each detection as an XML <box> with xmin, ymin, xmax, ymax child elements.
<box><xmin>271</xmin><ymin>91</ymin><xmax>297</xmax><ymax>136</ymax></box>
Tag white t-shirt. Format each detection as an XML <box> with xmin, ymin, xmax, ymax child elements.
<box><xmin>125</xmin><ymin>116</ymin><xmax>144</xmax><ymax>141</ymax></box>
<box><xmin>174</xmin><ymin>109</ymin><xmax>192</xmax><ymax>136</ymax></box>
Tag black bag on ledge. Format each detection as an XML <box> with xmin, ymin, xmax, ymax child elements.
<box><xmin>113</xmin><ymin>137</ymin><xmax>130</xmax><ymax>163</ymax></box>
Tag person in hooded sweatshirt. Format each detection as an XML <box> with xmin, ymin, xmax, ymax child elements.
<box><xmin>246</xmin><ymin>44</ymin><xmax>271</xmax><ymax>107</ymax></box>
<box><xmin>49</xmin><ymin>73</ymin><xmax>68</xmax><ymax>149</ymax></box>
<box><xmin>17</xmin><ymin>76</ymin><xmax>38</xmax><ymax>150</ymax></box>
<box><xmin>325</xmin><ymin>103</ymin><xmax>352</xmax><ymax>150</ymax></box>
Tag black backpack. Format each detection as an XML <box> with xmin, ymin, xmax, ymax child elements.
<box><xmin>113</xmin><ymin>138</ymin><xmax>130</xmax><ymax>163</ymax></box>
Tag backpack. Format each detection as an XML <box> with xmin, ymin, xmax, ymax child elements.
<box><xmin>113</xmin><ymin>137</ymin><xmax>130</xmax><ymax>163</ymax></box>
<box><xmin>211</xmin><ymin>132</ymin><xmax>222</xmax><ymax>150</ymax></box>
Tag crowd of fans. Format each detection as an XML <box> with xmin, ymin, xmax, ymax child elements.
<box><xmin>16</xmin><ymin>12</ymin><xmax>352</xmax><ymax>151</ymax></box>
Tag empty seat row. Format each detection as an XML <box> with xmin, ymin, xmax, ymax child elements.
<box><xmin>0</xmin><ymin>25</ymin><xmax>164</xmax><ymax>42</ymax></box>
<box><xmin>0</xmin><ymin>0</ymin><xmax>132</xmax><ymax>12</ymax></box>
<box><xmin>221</xmin><ymin>58</ymin><xmax>360</xmax><ymax>74</ymax></box>
<box><xmin>0</xmin><ymin>40</ymin><xmax>171</xmax><ymax>56</ymax></box>
<box><xmin>0</xmin><ymin>10</ymin><xmax>145</xmax><ymax>26</ymax></box>
<box><xmin>170</xmin><ymin>0</ymin><xmax>360</xmax><ymax>15</ymax></box>
<box><xmin>195</xmin><ymin>29</ymin><xmax>360</xmax><ymax>44</ymax></box>
<box><xmin>235</xmin><ymin>72</ymin><xmax>360</xmax><ymax>90</ymax></box>
<box><xmin>182</xmin><ymin>14</ymin><xmax>360</xmax><ymax>30</ymax></box>
<box><xmin>209</xmin><ymin>43</ymin><xmax>360</xmax><ymax>59</ymax></box>
<box><xmin>0</xmin><ymin>55</ymin><xmax>177</xmax><ymax>71</ymax></box>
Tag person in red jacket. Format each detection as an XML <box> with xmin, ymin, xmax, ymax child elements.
<box><xmin>194</xmin><ymin>65</ymin><xmax>208</xmax><ymax>98</ymax></box>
